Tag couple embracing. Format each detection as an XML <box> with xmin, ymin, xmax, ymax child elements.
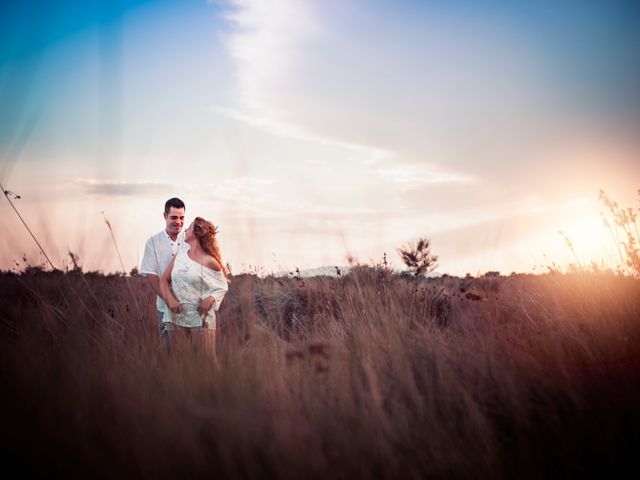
<box><xmin>140</xmin><ymin>197</ymin><xmax>229</xmax><ymax>351</ymax></box>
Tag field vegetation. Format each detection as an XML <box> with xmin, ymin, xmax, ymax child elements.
<box><xmin>1</xmin><ymin>266</ymin><xmax>639</xmax><ymax>478</ymax></box>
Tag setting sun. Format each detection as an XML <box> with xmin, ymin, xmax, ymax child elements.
<box><xmin>560</xmin><ymin>214</ymin><xmax>615</xmax><ymax>266</ymax></box>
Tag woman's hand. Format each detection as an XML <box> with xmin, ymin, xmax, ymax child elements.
<box><xmin>167</xmin><ymin>297</ymin><xmax>182</xmax><ymax>314</ymax></box>
<box><xmin>198</xmin><ymin>296</ymin><xmax>215</xmax><ymax>316</ymax></box>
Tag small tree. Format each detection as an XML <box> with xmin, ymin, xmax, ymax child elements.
<box><xmin>398</xmin><ymin>237</ymin><xmax>439</xmax><ymax>276</ymax></box>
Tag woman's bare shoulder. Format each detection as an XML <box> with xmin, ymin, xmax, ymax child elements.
<box><xmin>205</xmin><ymin>254</ymin><xmax>222</xmax><ymax>272</ymax></box>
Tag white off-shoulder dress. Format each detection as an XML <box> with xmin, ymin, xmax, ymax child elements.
<box><xmin>162</xmin><ymin>247</ymin><xmax>228</xmax><ymax>331</ymax></box>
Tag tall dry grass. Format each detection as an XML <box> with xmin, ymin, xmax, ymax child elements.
<box><xmin>1</xmin><ymin>266</ymin><xmax>639</xmax><ymax>479</ymax></box>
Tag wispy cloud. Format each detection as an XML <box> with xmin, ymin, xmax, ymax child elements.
<box><xmin>210</xmin><ymin>105</ymin><xmax>393</xmax><ymax>163</ymax></box>
<box><xmin>372</xmin><ymin>164</ymin><xmax>476</xmax><ymax>188</ymax></box>
<box><xmin>216</xmin><ymin>0</ymin><xmax>393</xmax><ymax>162</ymax></box>
<box><xmin>68</xmin><ymin>176</ymin><xmax>278</xmax><ymax>199</ymax></box>
<box><xmin>219</xmin><ymin>1</ymin><xmax>534</xmax><ymax>168</ymax></box>
<box><xmin>206</xmin><ymin>176</ymin><xmax>274</xmax><ymax>197</ymax></box>
<box><xmin>195</xmin><ymin>173</ymin><xmax>396</xmax><ymax>224</ymax></box>
<box><xmin>220</xmin><ymin>0</ymin><xmax>318</xmax><ymax>113</ymax></box>
<box><xmin>67</xmin><ymin>179</ymin><xmax>174</xmax><ymax>196</ymax></box>
<box><xmin>201</xmin><ymin>176</ymin><xmax>271</xmax><ymax>208</ymax></box>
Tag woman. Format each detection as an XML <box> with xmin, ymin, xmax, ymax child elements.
<box><xmin>159</xmin><ymin>216</ymin><xmax>229</xmax><ymax>354</ymax></box>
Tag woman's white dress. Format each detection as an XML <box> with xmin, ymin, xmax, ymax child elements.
<box><xmin>163</xmin><ymin>247</ymin><xmax>228</xmax><ymax>331</ymax></box>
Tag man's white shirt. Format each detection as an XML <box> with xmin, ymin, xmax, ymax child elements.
<box><xmin>140</xmin><ymin>229</ymin><xmax>186</xmax><ymax>312</ymax></box>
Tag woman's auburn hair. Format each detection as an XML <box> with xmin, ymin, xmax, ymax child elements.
<box><xmin>193</xmin><ymin>217</ymin><xmax>228</xmax><ymax>277</ymax></box>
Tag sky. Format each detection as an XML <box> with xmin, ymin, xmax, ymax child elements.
<box><xmin>1</xmin><ymin>0</ymin><xmax>639</xmax><ymax>275</ymax></box>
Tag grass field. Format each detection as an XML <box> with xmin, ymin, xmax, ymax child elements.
<box><xmin>1</xmin><ymin>267</ymin><xmax>639</xmax><ymax>478</ymax></box>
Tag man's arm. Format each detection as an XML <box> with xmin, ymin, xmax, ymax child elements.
<box><xmin>140</xmin><ymin>237</ymin><xmax>161</xmax><ymax>298</ymax></box>
<box><xmin>146</xmin><ymin>274</ymin><xmax>162</xmax><ymax>298</ymax></box>
<box><xmin>159</xmin><ymin>257</ymin><xmax>181</xmax><ymax>313</ymax></box>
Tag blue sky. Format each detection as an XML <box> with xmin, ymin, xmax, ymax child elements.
<box><xmin>1</xmin><ymin>0</ymin><xmax>639</xmax><ymax>274</ymax></box>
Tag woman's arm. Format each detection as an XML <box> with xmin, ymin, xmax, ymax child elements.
<box><xmin>197</xmin><ymin>295</ymin><xmax>215</xmax><ymax>316</ymax></box>
<box><xmin>159</xmin><ymin>257</ymin><xmax>182</xmax><ymax>313</ymax></box>
<box><xmin>197</xmin><ymin>256</ymin><xmax>227</xmax><ymax>315</ymax></box>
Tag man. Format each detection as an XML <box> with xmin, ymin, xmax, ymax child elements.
<box><xmin>140</xmin><ymin>197</ymin><xmax>186</xmax><ymax>343</ymax></box>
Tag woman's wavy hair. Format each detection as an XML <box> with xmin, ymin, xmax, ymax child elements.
<box><xmin>192</xmin><ymin>217</ymin><xmax>229</xmax><ymax>278</ymax></box>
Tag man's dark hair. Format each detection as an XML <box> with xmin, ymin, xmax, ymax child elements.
<box><xmin>164</xmin><ymin>197</ymin><xmax>185</xmax><ymax>214</ymax></box>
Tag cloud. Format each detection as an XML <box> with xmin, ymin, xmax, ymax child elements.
<box><xmin>372</xmin><ymin>164</ymin><xmax>476</xmax><ymax>188</ymax></box>
<box><xmin>210</xmin><ymin>105</ymin><xmax>393</xmax><ymax>162</ymax></box>
<box><xmin>218</xmin><ymin>0</ymin><xmax>640</xmax><ymax>192</ymax></box>
<box><xmin>204</xmin><ymin>175</ymin><xmax>397</xmax><ymax>222</ymax></box>
<box><xmin>218</xmin><ymin>0</ymin><xmax>561</xmax><ymax>174</ymax></box>
<box><xmin>220</xmin><ymin>0</ymin><xmax>319</xmax><ymax>113</ymax></box>
<box><xmin>206</xmin><ymin>176</ymin><xmax>273</xmax><ymax>196</ymax></box>
<box><xmin>68</xmin><ymin>176</ymin><xmax>278</xmax><ymax>200</ymax></box>
<box><xmin>67</xmin><ymin>179</ymin><xmax>173</xmax><ymax>196</ymax></box>
<box><xmin>216</xmin><ymin>0</ymin><xmax>394</xmax><ymax>162</ymax></box>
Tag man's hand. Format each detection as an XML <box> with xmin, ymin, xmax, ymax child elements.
<box><xmin>198</xmin><ymin>296</ymin><xmax>215</xmax><ymax>316</ymax></box>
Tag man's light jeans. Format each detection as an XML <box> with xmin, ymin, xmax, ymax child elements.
<box><xmin>157</xmin><ymin>310</ymin><xmax>169</xmax><ymax>348</ymax></box>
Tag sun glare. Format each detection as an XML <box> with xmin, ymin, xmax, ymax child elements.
<box><xmin>560</xmin><ymin>214</ymin><xmax>614</xmax><ymax>266</ymax></box>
